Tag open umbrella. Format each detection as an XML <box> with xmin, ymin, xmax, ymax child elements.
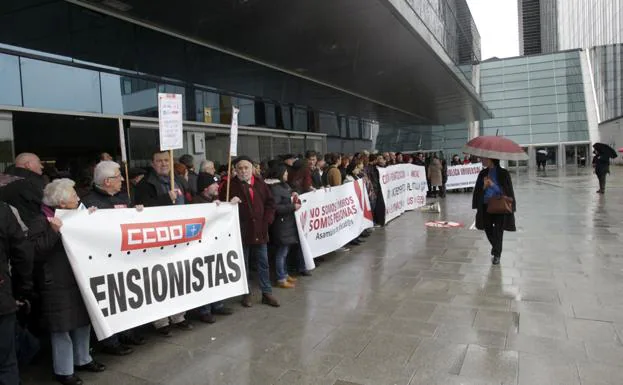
<box><xmin>593</xmin><ymin>143</ymin><xmax>617</xmax><ymax>159</ymax></box>
<box><xmin>462</xmin><ymin>136</ymin><xmax>528</xmax><ymax>161</ymax></box>
<box><xmin>617</xmin><ymin>147</ymin><xmax>623</xmax><ymax>153</ymax></box>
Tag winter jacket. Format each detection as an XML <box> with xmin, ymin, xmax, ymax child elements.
<box><xmin>311</xmin><ymin>169</ymin><xmax>323</xmax><ymax>189</ymax></box>
<box><xmin>472</xmin><ymin>166</ymin><xmax>517</xmax><ymax>232</ymax></box>
<box><xmin>219</xmin><ymin>176</ymin><xmax>275</xmax><ymax>245</ymax></box>
<box><xmin>134</xmin><ymin>172</ymin><xmax>187</xmax><ymax>207</ymax></box>
<box><xmin>428</xmin><ymin>159</ymin><xmax>443</xmax><ymax>186</ymax></box>
<box><xmin>265</xmin><ymin>179</ymin><xmax>299</xmax><ymax>246</ymax></box>
<box><xmin>326</xmin><ymin>165</ymin><xmax>342</xmax><ymax>187</ymax></box>
<box><xmin>0</xmin><ymin>168</ymin><xmax>46</xmax><ymax>227</ymax></box>
<box><xmin>594</xmin><ymin>154</ymin><xmax>610</xmax><ymax>175</ymax></box>
<box><xmin>81</xmin><ymin>186</ymin><xmax>130</xmax><ymax>209</ymax></box>
<box><xmin>187</xmin><ymin>170</ymin><xmax>198</xmax><ymax>196</ymax></box>
<box><xmin>0</xmin><ymin>202</ymin><xmax>33</xmax><ymax>315</ymax></box>
<box><xmin>29</xmin><ymin>214</ymin><xmax>90</xmax><ymax>332</ymax></box>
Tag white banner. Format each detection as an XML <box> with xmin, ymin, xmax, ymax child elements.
<box><xmin>445</xmin><ymin>163</ymin><xmax>482</xmax><ymax>190</ymax></box>
<box><xmin>230</xmin><ymin>106</ymin><xmax>239</xmax><ymax>157</ymax></box>
<box><xmin>295</xmin><ymin>179</ymin><xmax>373</xmax><ymax>270</ymax></box>
<box><xmin>378</xmin><ymin>164</ymin><xmax>428</xmax><ymax>224</ymax></box>
<box><xmin>57</xmin><ymin>204</ymin><xmax>248</xmax><ymax>340</ymax></box>
<box><xmin>158</xmin><ymin>93</ymin><xmax>184</xmax><ymax>151</ymax></box>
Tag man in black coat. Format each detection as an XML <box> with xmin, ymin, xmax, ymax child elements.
<box><xmin>0</xmin><ymin>202</ymin><xmax>33</xmax><ymax>385</ymax></box>
<box><xmin>81</xmin><ymin>161</ymin><xmax>145</xmax><ymax>355</ymax></box>
<box><xmin>0</xmin><ymin>153</ymin><xmax>45</xmax><ymax>228</ymax></box>
<box><xmin>593</xmin><ymin>149</ymin><xmax>610</xmax><ymax>194</ymax></box>
<box><xmin>133</xmin><ymin>151</ymin><xmax>193</xmax><ymax>336</ymax></box>
<box><xmin>134</xmin><ymin>151</ymin><xmax>187</xmax><ymax>207</ymax></box>
<box><xmin>472</xmin><ymin>159</ymin><xmax>516</xmax><ymax>265</ymax></box>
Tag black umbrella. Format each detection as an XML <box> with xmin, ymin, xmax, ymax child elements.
<box><xmin>593</xmin><ymin>143</ymin><xmax>618</xmax><ymax>158</ymax></box>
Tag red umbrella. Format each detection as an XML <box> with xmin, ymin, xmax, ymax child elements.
<box><xmin>618</xmin><ymin>147</ymin><xmax>623</xmax><ymax>153</ymax></box>
<box><xmin>462</xmin><ymin>136</ymin><xmax>528</xmax><ymax>161</ymax></box>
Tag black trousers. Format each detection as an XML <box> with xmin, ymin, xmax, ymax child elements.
<box><xmin>597</xmin><ymin>172</ymin><xmax>607</xmax><ymax>192</ymax></box>
<box><xmin>0</xmin><ymin>312</ymin><xmax>19</xmax><ymax>385</ymax></box>
<box><xmin>483</xmin><ymin>209</ymin><xmax>505</xmax><ymax>258</ymax></box>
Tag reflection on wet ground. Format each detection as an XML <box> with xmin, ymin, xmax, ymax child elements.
<box><xmin>22</xmin><ymin>167</ymin><xmax>623</xmax><ymax>385</ymax></box>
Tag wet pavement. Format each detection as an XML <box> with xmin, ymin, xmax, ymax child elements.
<box><xmin>22</xmin><ymin>167</ymin><xmax>623</xmax><ymax>385</ymax></box>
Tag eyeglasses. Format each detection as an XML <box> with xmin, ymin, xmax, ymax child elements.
<box><xmin>108</xmin><ymin>174</ymin><xmax>123</xmax><ymax>180</ymax></box>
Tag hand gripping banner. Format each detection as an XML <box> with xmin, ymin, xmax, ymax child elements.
<box><xmin>57</xmin><ymin>204</ymin><xmax>248</xmax><ymax>340</ymax></box>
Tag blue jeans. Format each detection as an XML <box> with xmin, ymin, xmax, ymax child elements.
<box><xmin>50</xmin><ymin>325</ymin><xmax>92</xmax><ymax>376</ymax></box>
<box><xmin>275</xmin><ymin>245</ymin><xmax>291</xmax><ymax>282</ymax></box>
<box><xmin>243</xmin><ymin>244</ymin><xmax>272</xmax><ymax>294</ymax></box>
<box><xmin>198</xmin><ymin>301</ymin><xmax>225</xmax><ymax>315</ymax></box>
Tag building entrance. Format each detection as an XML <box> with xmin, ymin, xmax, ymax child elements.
<box><xmin>12</xmin><ymin>111</ymin><xmax>119</xmax><ymax>179</ymax></box>
<box><xmin>564</xmin><ymin>144</ymin><xmax>589</xmax><ymax>167</ymax></box>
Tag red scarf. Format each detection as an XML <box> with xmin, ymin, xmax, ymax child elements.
<box><xmin>247</xmin><ymin>175</ymin><xmax>255</xmax><ymax>202</ymax></box>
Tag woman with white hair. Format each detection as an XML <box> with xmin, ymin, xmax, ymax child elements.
<box><xmin>28</xmin><ymin>179</ymin><xmax>105</xmax><ymax>385</ymax></box>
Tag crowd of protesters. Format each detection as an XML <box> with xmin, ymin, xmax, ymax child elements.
<box><xmin>0</xmin><ymin>148</ymin><xmax>474</xmax><ymax>385</ymax></box>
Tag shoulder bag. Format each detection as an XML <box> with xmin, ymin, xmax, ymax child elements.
<box><xmin>487</xmin><ymin>195</ymin><xmax>513</xmax><ymax>214</ymax></box>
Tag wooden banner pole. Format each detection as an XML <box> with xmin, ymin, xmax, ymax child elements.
<box><xmin>225</xmin><ymin>155</ymin><xmax>232</xmax><ymax>202</ymax></box>
<box><xmin>124</xmin><ymin>162</ymin><xmax>131</xmax><ymax>205</ymax></box>
<box><xmin>169</xmin><ymin>150</ymin><xmax>175</xmax><ymax>199</ymax></box>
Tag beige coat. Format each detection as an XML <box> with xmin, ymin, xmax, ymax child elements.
<box><xmin>428</xmin><ymin>158</ymin><xmax>443</xmax><ymax>186</ymax></box>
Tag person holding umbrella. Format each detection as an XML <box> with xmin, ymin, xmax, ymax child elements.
<box><xmin>593</xmin><ymin>143</ymin><xmax>616</xmax><ymax>194</ymax></box>
<box><xmin>463</xmin><ymin>135</ymin><xmax>522</xmax><ymax>265</ymax></box>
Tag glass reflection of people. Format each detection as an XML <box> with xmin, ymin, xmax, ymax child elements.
<box><xmin>472</xmin><ymin>158</ymin><xmax>517</xmax><ymax>265</ymax></box>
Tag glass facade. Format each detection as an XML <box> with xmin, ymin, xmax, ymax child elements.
<box><xmin>590</xmin><ymin>44</ymin><xmax>623</xmax><ymax>122</ymax></box>
<box><xmin>403</xmin><ymin>0</ymin><xmax>482</xmax><ymax>85</ymax></box>
<box><xmin>0</xmin><ymin>47</ymin><xmax>376</xmax><ymax>143</ymax></box>
<box><xmin>520</xmin><ymin>0</ymin><xmax>622</xmax><ymax>55</ymax></box>
<box><xmin>375</xmin><ymin>121</ymin><xmax>468</xmax><ymax>157</ymax></box>
<box><xmin>480</xmin><ymin>51</ymin><xmax>590</xmax><ymax>145</ymax></box>
<box><xmin>557</xmin><ymin>0</ymin><xmax>623</xmax><ymax>51</ymax></box>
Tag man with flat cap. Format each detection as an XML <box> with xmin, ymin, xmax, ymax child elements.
<box><xmin>220</xmin><ymin>155</ymin><xmax>278</xmax><ymax>307</ymax></box>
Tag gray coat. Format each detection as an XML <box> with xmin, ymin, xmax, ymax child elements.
<box><xmin>428</xmin><ymin>158</ymin><xmax>443</xmax><ymax>186</ymax></box>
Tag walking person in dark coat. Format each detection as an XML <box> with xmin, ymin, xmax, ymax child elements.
<box><xmin>0</xmin><ymin>202</ymin><xmax>33</xmax><ymax>385</ymax></box>
<box><xmin>265</xmin><ymin>164</ymin><xmax>304</xmax><ymax>289</ymax></box>
<box><xmin>593</xmin><ymin>149</ymin><xmax>610</xmax><ymax>194</ymax></box>
<box><xmin>219</xmin><ymin>156</ymin><xmax>278</xmax><ymax>307</ymax></box>
<box><xmin>29</xmin><ymin>179</ymin><xmax>106</xmax><ymax>385</ymax></box>
<box><xmin>472</xmin><ymin>158</ymin><xmax>516</xmax><ymax>266</ymax></box>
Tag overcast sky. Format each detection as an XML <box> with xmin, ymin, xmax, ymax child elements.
<box><xmin>466</xmin><ymin>0</ymin><xmax>520</xmax><ymax>60</ymax></box>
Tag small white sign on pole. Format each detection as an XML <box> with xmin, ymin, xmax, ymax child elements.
<box><xmin>230</xmin><ymin>106</ymin><xmax>239</xmax><ymax>157</ymax></box>
<box><xmin>118</xmin><ymin>118</ymin><xmax>127</xmax><ymax>163</ymax></box>
<box><xmin>158</xmin><ymin>93</ymin><xmax>184</xmax><ymax>151</ymax></box>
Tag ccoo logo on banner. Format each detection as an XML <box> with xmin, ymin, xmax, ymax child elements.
<box><xmin>56</xmin><ymin>204</ymin><xmax>248</xmax><ymax>340</ymax></box>
<box><xmin>296</xmin><ymin>179</ymin><xmax>373</xmax><ymax>269</ymax></box>
<box><xmin>378</xmin><ymin>164</ymin><xmax>428</xmax><ymax>224</ymax></box>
